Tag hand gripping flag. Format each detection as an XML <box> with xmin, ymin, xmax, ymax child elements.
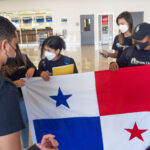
<box><xmin>22</xmin><ymin>65</ymin><xmax>150</xmax><ymax>150</ymax></box>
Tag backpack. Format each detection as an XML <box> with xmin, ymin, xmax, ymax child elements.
<box><xmin>63</xmin><ymin>56</ymin><xmax>71</xmax><ymax>65</ymax></box>
<box><xmin>42</xmin><ymin>56</ymin><xmax>71</xmax><ymax>70</ymax></box>
<box><xmin>125</xmin><ymin>46</ymin><xmax>136</xmax><ymax>61</ymax></box>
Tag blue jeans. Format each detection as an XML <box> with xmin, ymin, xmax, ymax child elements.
<box><xmin>19</xmin><ymin>97</ymin><xmax>29</xmax><ymax>148</ymax></box>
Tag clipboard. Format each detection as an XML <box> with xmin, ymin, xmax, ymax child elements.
<box><xmin>53</xmin><ymin>64</ymin><xmax>74</xmax><ymax>76</ymax></box>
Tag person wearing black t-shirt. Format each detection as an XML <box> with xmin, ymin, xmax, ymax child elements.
<box><xmin>0</xmin><ymin>15</ymin><xmax>58</xmax><ymax>150</ymax></box>
<box><xmin>111</xmin><ymin>34</ymin><xmax>133</xmax><ymax>59</ymax></box>
<box><xmin>0</xmin><ymin>16</ymin><xmax>24</xmax><ymax>150</ymax></box>
<box><xmin>109</xmin><ymin>22</ymin><xmax>150</xmax><ymax>71</ymax></box>
<box><xmin>38</xmin><ymin>36</ymin><xmax>78</xmax><ymax>81</ymax></box>
<box><xmin>101</xmin><ymin>11</ymin><xmax>134</xmax><ymax>60</ymax></box>
<box><xmin>1</xmin><ymin>44</ymin><xmax>37</xmax><ymax>149</ymax></box>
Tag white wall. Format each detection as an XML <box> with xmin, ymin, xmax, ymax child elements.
<box><xmin>0</xmin><ymin>0</ymin><xmax>150</xmax><ymax>45</ymax></box>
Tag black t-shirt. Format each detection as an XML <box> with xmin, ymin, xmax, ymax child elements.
<box><xmin>0</xmin><ymin>72</ymin><xmax>24</xmax><ymax>136</ymax></box>
<box><xmin>38</xmin><ymin>55</ymin><xmax>78</xmax><ymax>75</ymax></box>
<box><xmin>112</xmin><ymin>35</ymin><xmax>133</xmax><ymax>59</ymax></box>
<box><xmin>5</xmin><ymin>54</ymin><xmax>37</xmax><ymax>97</ymax></box>
<box><xmin>117</xmin><ymin>46</ymin><xmax>150</xmax><ymax>68</ymax></box>
<box><xmin>7</xmin><ymin>54</ymin><xmax>37</xmax><ymax>81</ymax></box>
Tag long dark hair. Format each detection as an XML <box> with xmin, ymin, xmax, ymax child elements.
<box><xmin>1</xmin><ymin>44</ymin><xmax>27</xmax><ymax>76</ymax></box>
<box><xmin>41</xmin><ymin>36</ymin><xmax>66</xmax><ymax>58</ymax></box>
<box><xmin>116</xmin><ymin>11</ymin><xmax>134</xmax><ymax>45</ymax></box>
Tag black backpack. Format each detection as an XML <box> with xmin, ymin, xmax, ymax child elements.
<box><xmin>42</xmin><ymin>56</ymin><xmax>71</xmax><ymax>70</ymax></box>
<box><xmin>125</xmin><ymin>46</ymin><xmax>136</xmax><ymax>61</ymax></box>
<box><xmin>63</xmin><ymin>56</ymin><xmax>71</xmax><ymax>65</ymax></box>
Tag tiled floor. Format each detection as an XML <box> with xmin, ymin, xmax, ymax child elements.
<box><xmin>20</xmin><ymin>44</ymin><xmax>116</xmax><ymax>73</ymax></box>
<box><xmin>20</xmin><ymin>44</ymin><xmax>116</xmax><ymax>149</ymax></box>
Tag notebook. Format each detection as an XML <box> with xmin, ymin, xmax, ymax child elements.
<box><xmin>53</xmin><ymin>64</ymin><xmax>74</xmax><ymax>76</ymax></box>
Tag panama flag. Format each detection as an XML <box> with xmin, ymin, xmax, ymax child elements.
<box><xmin>22</xmin><ymin>65</ymin><xmax>150</xmax><ymax>150</ymax></box>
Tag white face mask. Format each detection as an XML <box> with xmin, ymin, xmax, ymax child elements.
<box><xmin>119</xmin><ymin>24</ymin><xmax>129</xmax><ymax>33</ymax></box>
<box><xmin>44</xmin><ymin>51</ymin><xmax>56</xmax><ymax>61</ymax></box>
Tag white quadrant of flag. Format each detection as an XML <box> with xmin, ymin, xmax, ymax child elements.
<box><xmin>22</xmin><ymin>72</ymin><xmax>99</xmax><ymax>120</ymax></box>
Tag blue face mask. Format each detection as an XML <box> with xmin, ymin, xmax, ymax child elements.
<box><xmin>136</xmin><ymin>41</ymin><xmax>149</xmax><ymax>50</ymax></box>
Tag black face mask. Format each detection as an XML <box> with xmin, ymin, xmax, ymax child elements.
<box><xmin>136</xmin><ymin>41</ymin><xmax>149</xmax><ymax>50</ymax></box>
<box><xmin>5</xmin><ymin>51</ymin><xmax>16</xmax><ymax>65</ymax></box>
<box><xmin>5</xmin><ymin>57</ymin><xmax>16</xmax><ymax>65</ymax></box>
<box><xmin>5</xmin><ymin>43</ymin><xmax>17</xmax><ymax>65</ymax></box>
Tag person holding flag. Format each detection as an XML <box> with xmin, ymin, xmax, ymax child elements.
<box><xmin>109</xmin><ymin>22</ymin><xmax>150</xmax><ymax>71</ymax></box>
<box><xmin>38</xmin><ymin>36</ymin><xmax>78</xmax><ymax>81</ymax></box>
<box><xmin>100</xmin><ymin>11</ymin><xmax>134</xmax><ymax>60</ymax></box>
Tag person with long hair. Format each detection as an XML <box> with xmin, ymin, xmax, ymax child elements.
<box><xmin>101</xmin><ymin>11</ymin><xmax>134</xmax><ymax>60</ymax></box>
<box><xmin>109</xmin><ymin>22</ymin><xmax>150</xmax><ymax>71</ymax></box>
<box><xmin>1</xmin><ymin>44</ymin><xmax>37</xmax><ymax>150</ymax></box>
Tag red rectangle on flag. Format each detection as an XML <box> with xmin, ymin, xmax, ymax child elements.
<box><xmin>95</xmin><ymin>65</ymin><xmax>150</xmax><ymax>116</ymax></box>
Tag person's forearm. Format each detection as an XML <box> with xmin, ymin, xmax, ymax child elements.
<box><xmin>107</xmin><ymin>52</ymin><xmax>117</xmax><ymax>58</ymax></box>
<box><xmin>0</xmin><ymin>132</ymin><xmax>22</xmax><ymax>150</ymax></box>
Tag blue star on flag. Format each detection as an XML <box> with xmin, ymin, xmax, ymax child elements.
<box><xmin>50</xmin><ymin>87</ymin><xmax>72</xmax><ymax>108</ymax></box>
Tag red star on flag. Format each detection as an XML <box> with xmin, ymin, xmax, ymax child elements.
<box><xmin>125</xmin><ymin>122</ymin><xmax>147</xmax><ymax>141</ymax></box>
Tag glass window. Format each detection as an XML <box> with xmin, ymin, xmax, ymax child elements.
<box><xmin>11</xmin><ymin>18</ymin><xmax>20</xmax><ymax>24</ymax></box>
<box><xmin>36</xmin><ymin>16</ymin><xmax>44</xmax><ymax>23</ymax></box>
<box><xmin>84</xmin><ymin>19</ymin><xmax>91</xmax><ymax>31</ymax></box>
<box><xmin>23</xmin><ymin>17</ymin><xmax>32</xmax><ymax>24</ymax></box>
<box><xmin>46</xmin><ymin>16</ymin><xmax>52</xmax><ymax>22</ymax></box>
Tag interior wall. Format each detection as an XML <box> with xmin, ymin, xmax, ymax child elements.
<box><xmin>0</xmin><ymin>0</ymin><xmax>150</xmax><ymax>44</ymax></box>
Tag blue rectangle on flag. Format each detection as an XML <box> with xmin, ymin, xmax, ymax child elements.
<box><xmin>33</xmin><ymin>117</ymin><xmax>104</xmax><ymax>150</ymax></box>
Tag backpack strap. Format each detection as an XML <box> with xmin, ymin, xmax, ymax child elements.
<box><xmin>125</xmin><ymin>46</ymin><xmax>136</xmax><ymax>61</ymax></box>
<box><xmin>21</xmin><ymin>53</ymin><xmax>28</xmax><ymax>66</ymax></box>
<box><xmin>22</xmin><ymin>54</ymin><xmax>27</xmax><ymax>61</ymax></box>
<box><xmin>63</xmin><ymin>56</ymin><xmax>71</xmax><ymax>65</ymax></box>
<box><xmin>42</xmin><ymin>58</ymin><xmax>47</xmax><ymax>70</ymax></box>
